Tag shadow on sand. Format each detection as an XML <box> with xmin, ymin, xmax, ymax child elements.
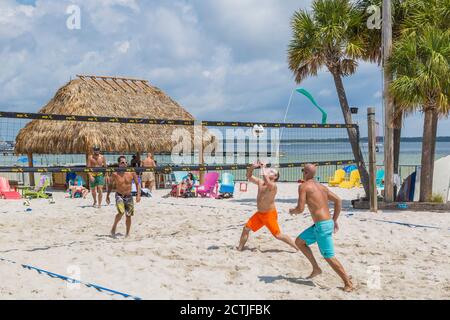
<box><xmin>258</xmin><ymin>275</ymin><xmax>316</xmax><ymax>287</ymax></box>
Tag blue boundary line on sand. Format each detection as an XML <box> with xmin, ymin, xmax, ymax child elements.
<box><xmin>0</xmin><ymin>257</ymin><xmax>142</xmax><ymax>300</ymax></box>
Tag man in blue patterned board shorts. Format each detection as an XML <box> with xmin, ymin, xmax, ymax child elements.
<box><xmin>290</xmin><ymin>164</ymin><xmax>353</xmax><ymax>292</ymax></box>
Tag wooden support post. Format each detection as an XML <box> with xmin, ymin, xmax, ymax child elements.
<box><xmin>368</xmin><ymin>108</ymin><xmax>378</xmax><ymax>212</ymax></box>
<box><xmin>27</xmin><ymin>153</ymin><xmax>35</xmax><ymax>187</ymax></box>
<box><xmin>383</xmin><ymin>0</ymin><xmax>394</xmax><ymax>202</ymax></box>
<box><xmin>86</xmin><ymin>153</ymin><xmax>90</xmax><ymax>191</ymax></box>
<box><xmin>199</xmin><ymin>124</ymin><xmax>205</xmax><ymax>185</ymax></box>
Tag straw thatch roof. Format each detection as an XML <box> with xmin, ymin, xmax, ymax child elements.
<box><xmin>15</xmin><ymin>75</ymin><xmax>212</xmax><ymax>154</ymax></box>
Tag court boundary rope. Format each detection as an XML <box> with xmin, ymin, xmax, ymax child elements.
<box><xmin>0</xmin><ymin>257</ymin><xmax>142</xmax><ymax>300</ymax></box>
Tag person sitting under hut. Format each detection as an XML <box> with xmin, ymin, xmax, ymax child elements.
<box><xmin>176</xmin><ymin>173</ymin><xmax>196</xmax><ymax>197</ymax></box>
<box><xmin>68</xmin><ymin>178</ymin><xmax>89</xmax><ymax>199</ymax></box>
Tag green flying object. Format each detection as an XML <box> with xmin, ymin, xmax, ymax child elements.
<box><xmin>296</xmin><ymin>88</ymin><xmax>328</xmax><ymax>125</ymax></box>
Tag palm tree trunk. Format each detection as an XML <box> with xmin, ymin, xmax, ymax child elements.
<box><xmin>419</xmin><ymin>109</ymin><xmax>438</xmax><ymax>202</ymax></box>
<box><xmin>331</xmin><ymin>71</ymin><xmax>370</xmax><ymax>197</ymax></box>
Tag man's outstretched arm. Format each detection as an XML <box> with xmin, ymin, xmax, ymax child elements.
<box><xmin>246</xmin><ymin>163</ymin><xmax>262</xmax><ymax>185</ymax></box>
<box><xmin>289</xmin><ymin>184</ymin><xmax>307</xmax><ymax>215</ymax></box>
<box><xmin>106</xmin><ymin>175</ymin><xmax>115</xmax><ymax>204</ymax></box>
<box><xmin>327</xmin><ymin>189</ymin><xmax>342</xmax><ymax>221</ymax></box>
<box><xmin>260</xmin><ymin>163</ymin><xmax>276</xmax><ymax>189</ymax></box>
<box><xmin>325</xmin><ymin>187</ymin><xmax>342</xmax><ymax>232</ymax></box>
<box><xmin>133</xmin><ymin>173</ymin><xmax>141</xmax><ymax>202</ymax></box>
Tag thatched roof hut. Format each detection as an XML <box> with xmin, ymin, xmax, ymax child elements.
<box><xmin>15</xmin><ymin>75</ymin><xmax>211</xmax><ymax>155</ymax></box>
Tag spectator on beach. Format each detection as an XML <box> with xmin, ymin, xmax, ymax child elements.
<box><xmin>68</xmin><ymin>178</ymin><xmax>89</xmax><ymax>199</ymax></box>
<box><xmin>131</xmin><ymin>154</ymin><xmax>141</xmax><ymax>168</ymax></box>
<box><xmin>87</xmin><ymin>146</ymin><xmax>107</xmax><ymax>208</ymax></box>
<box><xmin>141</xmin><ymin>153</ymin><xmax>156</xmax><ymax>192</ymax></box>
<box><xmin>175</xmin><ymin>172</ymin><xmax>196</xmax><ymax>197</ymax></box>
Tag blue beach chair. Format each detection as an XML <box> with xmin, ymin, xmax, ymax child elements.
<box><xmin>218</xmin><ymin>173</ymin><xmax>235</xmax><ymax>198</ymax></box>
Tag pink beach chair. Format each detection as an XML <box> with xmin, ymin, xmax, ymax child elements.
<box><xmin>195</xmin><ymin>172</ymin><xmax>219</xmax><ymax>198</ymax></box>
<box><xmin>0</xmin><ymin>176</ymin><xmax>21</xmax><ymax>200</ymax></box>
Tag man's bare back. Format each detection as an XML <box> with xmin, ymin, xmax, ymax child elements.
<box><xmin>142</xmin><ymin>157</ymin><xmax>156</xmax><ymax>168</ymax></box>
<box><xmin>300</xmin><ymin>180</ymin><xmax>332</xmax><ymax>223</ymax></box>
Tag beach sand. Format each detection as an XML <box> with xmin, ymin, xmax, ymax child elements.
<box><xmin>0</xmin><ymin>183</ymin><xmax>449</xmax><ymax>300</ymax></box>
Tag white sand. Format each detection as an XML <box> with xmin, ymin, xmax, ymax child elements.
<box><xmin>0</xmin><ymin>183</ymin><xmax>449</xmax><ymax>300</ymax></box>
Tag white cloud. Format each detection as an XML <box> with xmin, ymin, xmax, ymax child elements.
<box><xmin>319</xmin><ymin>89</ymin><xmax>332</xmax><ymax>97</ymax></box>
<box><xmin>116</xmin><ymin>41</ymin><xmax>130</xmax><ymax>54</ymax></box>
<box><xmin>0</xmin><ymin>0</ymin><xmax>445</xmax><ymax>137</ymax></box>
<box><xmin>0</xmin><ymin>1</ymin><xmax>35</xmax><ymax>38</ymax></box>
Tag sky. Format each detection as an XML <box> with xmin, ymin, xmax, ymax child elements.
<box><xmin>1</xmin><ymin>0</ymin><xmax>449</xmax><ymax>137</ymax></box>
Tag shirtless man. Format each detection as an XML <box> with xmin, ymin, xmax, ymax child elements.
<box><xmin>106</xmin><ymin>156</ymin><xmax>141</xmax><ymax>238</ymax></box>
<box><xmin>237</xmin><ymin>161</ymin><xmax>298</xmax><ymax>251</ymax></box>
<box><xmin>289</xmin><ymin>164</ymin><xmax>353</xmax><ymax>292</ymax></box>
<box><xmin>141</xmin><ymin>153</ymin><xmax>156</xmax><ymax>192</ymax></box>
<box><xmin>87</xmin><ymin>146</ymin><xmax>107</xmax><ymax>208</ymax></box>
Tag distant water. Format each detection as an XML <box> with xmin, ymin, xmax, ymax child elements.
<box><xmin>1</xmin><ymin>141</ymin><xmax>449</xmax><ymax>167</ymax></box>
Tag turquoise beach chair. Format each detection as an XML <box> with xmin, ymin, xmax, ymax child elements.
<box><xmin>172</xmin><ymin>171</ymin><xmax>187</xmax><ymax>185</ymax></box>
<box><xmin>218</xmin><ymin>173</ymin><xmax>235</xmax><ymax>198</ymax></box>
<box><xmin>376</xmin><ymin>170</ymin><xmax>385</xmax><ymax>190</ymax></box>
<box><xmin>68</xmin><ymin>175</ymin><xmax>86</xmax><ymax>198</ymax></box>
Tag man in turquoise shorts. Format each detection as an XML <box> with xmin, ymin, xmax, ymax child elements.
<box><xmin>289</xmin><ymin>164</ymin><xmax>353</xmax><ymax>292</ymax></box>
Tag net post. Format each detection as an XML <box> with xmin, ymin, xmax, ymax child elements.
<box><xmin>194</xmin><ymin>120</ymin><xmax>205</xmax><ymax>184</ymax></box>
<box><xmin>27</xmin><ymin>153</ymin><xmax>35</xmax><ymax>187</ymax></box>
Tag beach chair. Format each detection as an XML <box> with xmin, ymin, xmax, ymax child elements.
<box><xmin>328</xmin><ymin>169</ymin><xmax>346</xmax><ymax>187</ymax></box>
<box><xmin>171</xmin><ymin>172</ymin><xmax>187</xmax><ymax>185</ymax></box>
<box><xmin>68</xmin><ymin>176</ymin><xmax>87</xmax><ymax>198</ymax></box>
<box><xmin>339</xmin><ymin>170</ymin><xmax>361</xmax><ymax>189</ymax></box>
<box><xmin>376</xmin><ymin>169</ymin><xmax>385</xmax><ymax>190</ymax></box>
<box><xmin>0</xmin><ymin>176</ymin><xmax>21</xmax><ymax>200</ymax></box>
<box><xmin>195</xmin><ymin>172</ymin><xmax>219</xmax><ymax>198</ymax></box>
<box><xmin>23</xmin><ymin>175</ymin><xmax>51</xmax><ymax>199</ymax></box>
<box><xmin>218</xmin><ymin>173</ymin><xmax>235</xmax><ymax>198</ymax></box>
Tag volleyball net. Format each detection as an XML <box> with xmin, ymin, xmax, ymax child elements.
<box><xmin>0</xmin><ymin>111</ymin><xmax>358</xmax><ymax>183</ymax></box>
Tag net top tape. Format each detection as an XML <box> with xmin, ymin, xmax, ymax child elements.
<box><xmin>0</xmin><ymin>160</ymin><xmax>355</xmax><ymax>173</ymax></box>
<box><xmin>0</xmin><ymin>111</ymin><xmax>357</xmax><ymax>129</ymax></box>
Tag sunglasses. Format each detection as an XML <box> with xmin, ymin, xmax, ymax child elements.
<box><xmin>119</xmin><ymin>161</ymin><xmax>127</xmax><ymax>165</ymax></box>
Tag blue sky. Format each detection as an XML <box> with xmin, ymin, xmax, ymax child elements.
<box><xmin>1</xmin><ymin>0</ymin><xmax>449</xmax><ymax>136</ymax></box>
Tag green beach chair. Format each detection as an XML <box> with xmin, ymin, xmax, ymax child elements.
<box><xmin>23</xmin><ymin>175</ymin><xmax>51</xmax><ymax>199</ymax></box>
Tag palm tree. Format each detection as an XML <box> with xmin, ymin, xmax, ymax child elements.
<box><xmin>287</xmin><ymin>0</ymin><xmax>371</xmax><ymax>197</ymax></box>
<box><xmin>357</xmin><ymin>0</ymin><xmax>407</xmax><ymax>195</ymax></box>
<box><xmin>388</xmin><ymin>27</ymin><xmax>450</xmax><ymax>201</ymax></box>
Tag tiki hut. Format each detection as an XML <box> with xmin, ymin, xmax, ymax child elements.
<box><xmin>14</xmin><ymin>75</ymin><xmax>213</xmax><ymax>185</ymax></box>
<box><xmin>15</xmin><ymin>75</ymin><xmax>210</xmax><ymax>154</ymax></box>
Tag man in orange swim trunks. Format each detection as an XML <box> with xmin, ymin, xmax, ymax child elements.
<box><xmin>237</xmin><ymin>161</ymin><xmax>298</xmax><ymax>251</ymax></box>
